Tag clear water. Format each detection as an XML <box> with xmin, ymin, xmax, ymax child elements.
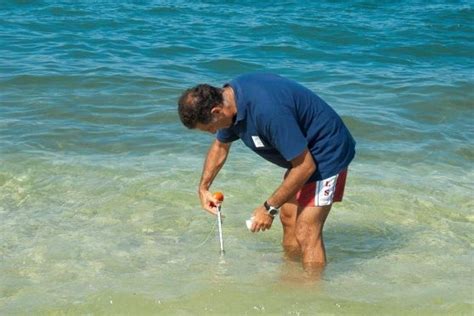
<box><xmin>1</xmin><ymin>1</ymin><xmax>473</xmax><ymax>314</ymax></box>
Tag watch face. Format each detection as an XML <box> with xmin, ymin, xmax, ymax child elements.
<box><xmin>269</xmin><ymin>208</ymin><xmax>278</xmax><ymax>216</ymax></box>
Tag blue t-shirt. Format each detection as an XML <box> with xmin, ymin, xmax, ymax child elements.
<box><xmin>217</xmin><ymin>73</ymin><xmax>356</xmax><ymax>181</ymax></box>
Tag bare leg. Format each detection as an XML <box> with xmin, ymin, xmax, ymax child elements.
<box><xmin>279</xmin><ymin>196</ymin><xmax>301</xmax><ymax>260</ymax></box>
<box><xmin>295</xmin><ymin>204</ymin><xmax>332</xmax><ymax>270</ymax></box>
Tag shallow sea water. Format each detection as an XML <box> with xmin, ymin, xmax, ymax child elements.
<box><xmin>1</xmin><ymin>1</ymin><xmax>473</xmax><ymax>315</ymax></box>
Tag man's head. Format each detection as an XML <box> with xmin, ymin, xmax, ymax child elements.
<box><xmin>178</xmin><ymin>84</ymin><xmax>235</xmax><ymax>134</ymax></box>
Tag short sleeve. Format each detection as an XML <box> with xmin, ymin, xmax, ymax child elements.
<box><xmin>216</xmin><ymin>128</ymin><xmax>239</xmax><ymax>143</ymax></box>
<box><xmin>262</xmin><ymin>114</ymin><xmax>308</xmax><ymax>162</ymax></box>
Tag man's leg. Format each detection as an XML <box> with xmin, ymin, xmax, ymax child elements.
<box><xmin>279</xmin><ymin>196</ymin><xmax>301</xmax><ymax>259</ymax></box>
<box><xmin>295</xmin><ymin>204</ymin><xmax>332</xmax><ymax>268</ymax></box>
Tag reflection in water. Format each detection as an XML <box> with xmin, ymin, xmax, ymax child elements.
<box><xmin>212</xmin><ymin>255</ymin><xmax>230</xmax><ymax>283</ymax></box>
<box><xmin>279</xmin><ymin>259</ymin><xmax>325</xmax><ymax>287</ymax></box>
<box><xmin>280</xmin><ymin>244</ymin><xmax>327</xmax><ymax>285</ymax></box>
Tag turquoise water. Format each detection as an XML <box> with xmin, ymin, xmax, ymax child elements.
<box><xmin>1</xmin><ymin>1</ymin><xmax>473</xmax><ymax>314</ymax></box>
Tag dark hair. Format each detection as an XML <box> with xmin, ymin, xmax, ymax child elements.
<box><xmin>178</xmin><ymin>84</ymin><xmax>223</xmax><ymax>129</ymax></box>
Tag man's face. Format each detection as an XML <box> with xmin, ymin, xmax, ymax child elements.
<box><xmin>195</xmin><ymin>120</ymin><xmax>220</xmax><ymax>134</ymax></box>
<box><xmin>195</xmin><ymin>106</ymin><xmax>232</xmax><ymax>134</ymax></box>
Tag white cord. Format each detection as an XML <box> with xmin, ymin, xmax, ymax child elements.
<box><xmin>194</xmin><ymin>218</ymin><xmax>218</xmax><ymax>249</ymax></box>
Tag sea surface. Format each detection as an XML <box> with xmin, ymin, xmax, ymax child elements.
<box><xmin>1</xmin><ymin>1</ymin><xmax>473</xmax><ymax>315</ymax></box>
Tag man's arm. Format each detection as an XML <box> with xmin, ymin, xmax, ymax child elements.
<box><xmin>250</xmin><ymin>148</ymin><xmax>315</xmax><ymax>232</ymax></box>
<box><xmin>198</xmin><ymin>139</ymin><xmax>232</xmax><ymax>215</ymax></box>
<box><xmin>267</xmin><ymin>148</ymin><xmax>315</xmax><ymax>208</ymax></box>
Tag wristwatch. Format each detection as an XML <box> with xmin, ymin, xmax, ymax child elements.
<box><xmin>264</xmin><ymin>201</ymin><xmax>279</xmax><ymax>217</ymax></box>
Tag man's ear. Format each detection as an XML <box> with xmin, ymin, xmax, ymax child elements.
<box><xmin>210</xmin><ymin>106</ymin><xmax>222</xmax><ymax>115</ymax></box>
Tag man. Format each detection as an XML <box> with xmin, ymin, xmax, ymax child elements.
<box><xmin>177</xmin><ymin>73</ymin><xmax>356</xmax><ymax>268</ymax></box>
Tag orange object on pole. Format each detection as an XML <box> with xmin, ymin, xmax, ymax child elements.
<box><xmin>213</xmin><ymin>191</ymin><xmax>224</xmax><ymax>202</ymax></box>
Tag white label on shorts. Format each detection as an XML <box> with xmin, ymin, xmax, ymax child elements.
<box><xmin>252</xmin><ymin>136</ymin><xmax>264</xmax><ymax>148</ymax></box>
<box><xmin>316</xmin><ymin>174</ymin><xmax>338</xmax><ymax>206</ymax></box>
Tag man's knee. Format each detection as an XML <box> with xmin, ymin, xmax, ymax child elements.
<box><xmin>279</xmin><ymin>209</ymin><xmax>294</xmax><ymax>227</ymax></box>
<box><xmin>279</xmin><ymin>201</ymin><xmax>297</xmax><ymax>228</ymax></box>
<box><xmin>295</xmin><ymin>205</ymin><xmax>332</xmax><ymax>247</ymax></box>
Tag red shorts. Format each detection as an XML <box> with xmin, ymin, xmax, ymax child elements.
<box><xmin>296</xmin><ymin>169</ymin><xmax>348</xmax><ymax>207</ymax></box>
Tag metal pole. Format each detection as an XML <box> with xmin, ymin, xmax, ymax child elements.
<box><xmin>216</xmin><ymin>205</ymin><xmax>225</xmax><ymax>255</ymax></box>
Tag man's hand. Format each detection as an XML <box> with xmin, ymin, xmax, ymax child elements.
<box><xmin>250</xmin><ymin>205</ymin><xmax>274</xmax><ymax>233</ymax></box>
<box><xmin>198</xmin><ymin>189</ymin><xmax>220</xmax><ymax>216</ymax></box>
<box><xmin>197</xmin><ymin>140</ymin><xmax>231</xmax><ymax>216</ymax></box>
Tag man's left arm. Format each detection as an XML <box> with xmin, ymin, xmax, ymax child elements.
<box><xmin>250</xmin><ymin>148</ymin><xmax>315</xmax><ymax>232</ymax></box>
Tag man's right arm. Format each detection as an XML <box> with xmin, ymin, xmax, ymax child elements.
<box><xmin>198</xmin><ymin>139</ymin><xmax>232</xmax><ymax>215</ymax></box>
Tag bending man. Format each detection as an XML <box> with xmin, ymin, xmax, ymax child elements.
<box><xmin>177</xmin><ymin>73</ymin><xmax>356</xmax><ymax>268</ymax></box>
